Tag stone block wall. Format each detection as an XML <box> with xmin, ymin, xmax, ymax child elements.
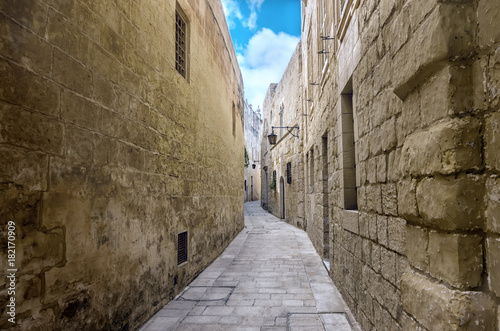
<box><xmin>392</xmin><ymin>0</ymin><xmax>498</xmax><ymax>329</ymax></box>
<box><xmin>264</xmin><ymin>0</ymin><xmax>500</xmax><ymax>330</ymax></box>
<box><xmin>261</xmin><ymin>44</ymin><xmax>306</xmax><ymax>229</ymax></box>
<box><xmin>0</xmin><ymin>0</ymin><xmax>244</xmax><ymax>329</ymax></box>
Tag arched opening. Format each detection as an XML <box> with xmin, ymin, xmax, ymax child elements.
<box><xmin>251</xmin><ymin>176</ymin><xmax>254</xmax><ymax>201</ymax></box>
<box><xmin>262</xmin><ymin>169</ymin><xmax>269</xmax><ymax>210</ymax></box>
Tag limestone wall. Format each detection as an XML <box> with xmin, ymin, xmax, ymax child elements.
<box><xmin>263</xmin><ymin>0</ymin><xmax>500</xmax><ymax>330</ymax></box>
<box><xmin>393</xmin><ymin>0</ymin><xmax>499</xmax><ymax>329</ymax></box>
<box><xmin>0</xmin><ymin>0</ymin><xmax>244</xmax><ymax>329</ymax></box>
<box><xmin>262</xmin><ymin>44</ymin><xmax>306</xmax><ymax>229</ymax></box>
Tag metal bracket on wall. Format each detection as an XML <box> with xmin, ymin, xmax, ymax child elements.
<box><xmin>320</xmin><ymin>35</ymin><xmax>335</xmax><ymax>40</ymax></box>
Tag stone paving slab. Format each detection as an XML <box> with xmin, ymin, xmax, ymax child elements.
<box><xmin>139</xmin><ymin>201</ymin><xmax>360</xmax><ymax>331</ymax></box>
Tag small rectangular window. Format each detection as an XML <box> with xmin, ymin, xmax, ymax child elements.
<box><xmin>286</xmin><ymin>162</ymin><xmax>292</xmax><ymax>184</ymax></box>
<box><xmin>175</xmin><ymin>8</ymin><xmax>187</xmax><ymax>78</ymax></box>
<box><xmin>177</xmin><ymin>231</ymin><xmax>188</xmax><ymax>265</ymax></box>
<box><xmin>232</xmin><ymin>103</ymin><xmax>236</xmax><ymax>137</ymax></box>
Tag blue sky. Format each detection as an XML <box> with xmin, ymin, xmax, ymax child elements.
<box><xmin>221</xmin><ymin>0</ymin><xmax>301</xmax><ymax>111</ymax></box>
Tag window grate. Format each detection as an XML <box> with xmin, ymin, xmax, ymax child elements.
<box><xmin>177</xmin><ymin>231</ymin><xmax>188</xmax><ymax>265</ymax></box>
<box><xmin>175</xmin><ymin>11</ymin><xmax>187</xmax><ymax>78</ymax></box>
<box><xmin>286</xmin><ymin>162</ymin><xmax>292</xmax><ymax>184</ymax></box>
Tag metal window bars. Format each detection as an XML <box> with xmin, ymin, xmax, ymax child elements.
<box><xmin>175</xmin><ymin>11</ymin><xmax>187</xmax><ymax>78</ymax></box>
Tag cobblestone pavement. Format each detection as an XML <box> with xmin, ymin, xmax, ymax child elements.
<box><xmin>140</xmin><ymin>201</ymin><xmax>360</xmax><ymax>331</ymax></box>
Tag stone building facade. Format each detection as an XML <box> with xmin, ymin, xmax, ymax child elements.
<box><xmin>0</xmin><ymin>0</ymin><xmax>244</xmax><ymax>329</ymax></box>
<box><xmin>262</xmin><ymin>0</ymin><xmax>500</xmax><ymax>330</ymax></box>
<box><xmin>261</xmin><ymin>47</ymin><xmax>307</xmax><ymax>230</ymax></box>
<box><xmin>244</xmin><ymin>100</ymin><xmax>262</xmax><ymax>202</ymax></box>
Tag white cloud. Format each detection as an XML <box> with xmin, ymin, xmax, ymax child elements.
<box><xmin>242</xmin><ymin>11</ymin><xmax>258</xmax><ymax>30</ymax></box>
<box><xmin>238</xmin><ymin>28</ymin><xmax>300</xmax><ymax>110</ymax></box>
<box><xmin>247</xmin><ymin>0</ymin><xmax>265</xmax><ymax>10</ymax></box>
<box><xmin>243</xmin><ymin>0</ymin><xmax>264</xmax><ymax>30</ymax></box>
<box><xmin>221</xmin><ymin>0</ymin><xmax>243</xmax><ymax>29</ymax></box>
<box><xmin>223</xmin><ymin>0</ymin><xmax>263</xmax><ymax>31</ymax></box>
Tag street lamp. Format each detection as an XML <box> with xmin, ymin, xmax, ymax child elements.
<box><xmin>267</xmin><ymin>126</ymin><xmax>299</xmax><ymax>145</ymax></box>
<box><xmin>267</xmin><ymin>131</ymin><xmax>277</xmax><ymax>145</ymax></box>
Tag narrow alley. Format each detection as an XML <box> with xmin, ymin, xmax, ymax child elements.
<box><xmin>2</xmin><ymin>0</ymin><xmax>500</xmax><ymax>329</ymax></box>
<box><xmin>140</xmin><ymin>201</ymin><xmax>360</xmax><ymax>331</ymax></box>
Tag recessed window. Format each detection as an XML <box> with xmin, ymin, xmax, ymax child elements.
<box><xmin>307</xmin><ymin>33</ymin><xmax>313</xmax><ymax>103</ymax></box>
<box><xmin>175</xmin><ymin>6</ymin><xmax>188</xmax><ymax>78</ymax></box>
<box><xmin>339</xmin><ymin>0</ymin><xmax>347</xmax><ymax>13</ymax></box>
<box><xmin>318</xmin><ymin>0</ymin><xmax>327</xmax><ymax>70</ymax></box>
<box><xmin>336</xmin><ymin>0</ymin><xmax>357</xmax><ymax>44</ymax></box>
<box><xmin>177</xmin><ymin>231</ymin><xmax>188</xmax><ymax>265</ymax></box>
<box><xmin>309</xmin><ymin>149</ymin><xmax>315</xmax><ymax>193</ymax></box>
<box><xmin>286</xmin><ymin>162</ymin><xmax>292</xmax><ymax>184</ymax></box>
<box><xmin>279</xmin><ymin>102</ymin><xmax>284</xmax><ymax>138</ymax></box>
<box><xmin>232</xmin><ymin>103</ymin><xmax>236</xmax><ymax>137</ymax></box>
<box><xmin>341</xmin><ymin>78</ymin><xmax>357</xmax><ymax>210</ymax></box>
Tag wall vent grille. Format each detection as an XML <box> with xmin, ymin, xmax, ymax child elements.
<box><xmin>178</xmin><ymin>231</ymin><xmax>188</xmax><ymax>265</ymax></box>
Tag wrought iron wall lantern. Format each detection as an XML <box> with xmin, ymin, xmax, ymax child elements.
<box><xmin>320</xmin><ymin>35</ymin><xmax>335</xmax><ymax>40</ymax></box>
<box><xmin>252</xmin><ymin>160</ymin><xmax>260</xmax><ymax>169</ymax></box>
<box><xmin>267</xmin><ymin>126</ymin><xmax>300</xmax><ymax>145</ymax></box>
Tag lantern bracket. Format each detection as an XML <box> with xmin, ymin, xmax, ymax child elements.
<box><xmin>267</xmin><ymin>126</ymin><xmax>300</xmax><ymax>145</ymax></box>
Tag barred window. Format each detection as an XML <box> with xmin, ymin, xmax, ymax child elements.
<box><xmin>175</xmin><ymin>8</ymin><xmax>187</xmax><ymax>78</ymax></box>
<box><xmin>286</xmin><ymin>162</ymin><xmax>292</xmax><ymax>184</ymax></box>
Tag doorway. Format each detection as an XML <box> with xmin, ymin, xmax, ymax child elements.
<box><xmin>251</xmin><ymin>176</ymin><xmax>254</xmax><ymax>201</ymax></box>
<box><xmin>322</xmin><ymin>134</ymin><xmax>330</xmax><ymax>267</ymax></box>
<box><xmin>280</xmin><ymin>177</ymin><xmax>285</xmax><ymax>219</ymax></box>
<box><xmin>263</xmin><ymin>170</ymin><xmax>268</xmax><ymax>210</ymax></box>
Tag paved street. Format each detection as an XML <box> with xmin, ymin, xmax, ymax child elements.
<box><xmin>140</xmin><ymin>201</ymin><xmax>360</xmax><ymax>331</ymax></box>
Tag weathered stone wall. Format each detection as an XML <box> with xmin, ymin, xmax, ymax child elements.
<box><xmin>392</xmin><ymin>0</ymin><xmax>500</xmax><ymax>329</ymax></box>
<box><xmin>300</xmin><ymin>0</ymin><xmax>339</xmax><ymax>263</ymax></box>
<box><xmin>261</xmin><ymin>44</ymin><xmax>305</xmax><ymax>229</ymax></box>
<box><xmin>244</xmin><ymin>100</ymin><xmax>262</xmax><ymax>202</ymax></box>
<box><xmin>0</xmin><ymin>0</ymin><xmax>244</xmax><ymax>329</ymax></box>
<box><xmin>264</xmin><ymin>0</ymin><xmax>500</xmax><ymax>330</ymax></box>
